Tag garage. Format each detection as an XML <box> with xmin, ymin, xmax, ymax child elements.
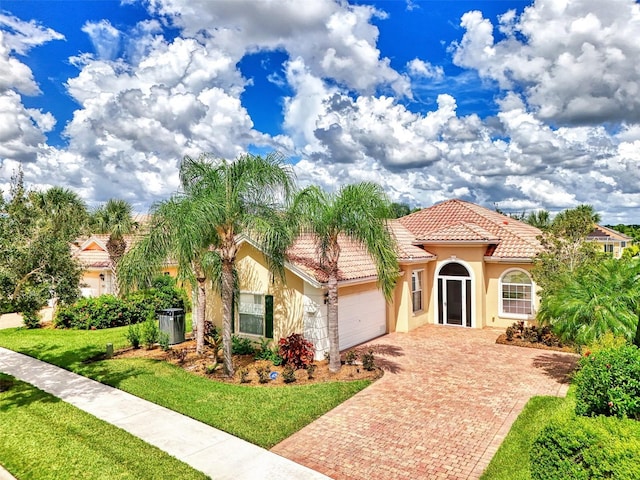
<box><xmin>338</xmin><ymin>289</ymin><xmax>387</xmax><ymax>350</ymax></box>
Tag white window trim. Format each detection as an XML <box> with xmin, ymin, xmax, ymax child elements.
<box><xmin>237</xmin><ymin>291</ymin><xmax>266</xmax><ymax>337</ymax></box>
<box><xmin>499</xmin><ymin>268</ymin><xmax>535</xmax><ymax>320</ymax></box>
<box><xmin>411</xmin><ymin>270</ymin><xmax>424</xmax><ymax>314</ymax></box>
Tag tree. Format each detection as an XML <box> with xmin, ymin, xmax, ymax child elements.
<box><xmin>525</xmin><ymin>210</ymin><xmax>551</xmax><ymax>230</ymax></box>
<box><xmin>119</xmin><ymin>194</ymin><xmax>218</xmax><ymax>355</ymax></box>
<box><xmin>532</xmin><ymin>204</ymin><xmax>603</xmax><ymax>296</ymax></box>
<box><xmin>0</xmin><ymin>171</ymin><xmax>85</xmax><ymax>322</ymax></box>
<box><xmin>389</xmin><ymin>202</ymin><xmax>411</xmax><ymax>218</ymax></box>
<box><xmin>538</xmin><ymin>257</ymin><xmax>640</xmax><ymax>346</ymax></box>
<box><xmin>293</xmin><ymin>182</ymin><xmax>399</xmax><ymax>372</ymax></box>
<box><xmin>91</xmin><ymin>199</ymin><xmax>138</xmax><ymax>295</ymax></box>
<box><xmin>119</xmin><ymin>152</ymin><xmax>295</xmax><ymax>375</ymax></box>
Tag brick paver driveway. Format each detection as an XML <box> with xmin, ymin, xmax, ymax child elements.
<box><xmin>272</xmin><ymin>325</ymin><xmax>578</xmax><ymax>480</ymax></box>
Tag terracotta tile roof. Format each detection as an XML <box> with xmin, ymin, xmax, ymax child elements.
<box><xmin>285</xmin><ymin>221</ymin><xmax>431</xmax><ymax>283</ymax></box>
<box><xmin>387</xmin><ymin>221</ymin><xmax>435</xmax><ymax>261</ymax></box>
<box><xmin>418</xmin><ymin>222</ymin><xmax>500</xmax><ymax>243</ymax></box>
<box><xmin>398</xmin><ymin>199</ymin><xmax>542</xmax><ymax>259</ymax></box>
<box><xmin>287</xmin><ymin>234</ymin><xmax>379</xmax><ymax>283</ymax></box>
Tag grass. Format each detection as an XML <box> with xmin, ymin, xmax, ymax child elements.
<box><xmin>0</xmin><ymin>374</ymin><xmax>208</xmax><ymax>480</ymax></box>
<box><xmin>480</xmin><ymin>390</ymin><xmax>575</xmax><ymax>480</ymax></box>
<box><xmin>0</xmin><ymin>325</ymin><xmax>370</xmax><ymax>448</ymax></box>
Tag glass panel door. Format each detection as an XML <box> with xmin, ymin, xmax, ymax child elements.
<box><xmin>446</xmin><ymin>279</ymin><xmax>463</xmax><ymax>325</ymax></box>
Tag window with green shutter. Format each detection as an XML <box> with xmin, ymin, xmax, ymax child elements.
<box><xmin>236</xmin><ymin>292</ymin><xmax>274</xmax><ymax>337</ymax></box>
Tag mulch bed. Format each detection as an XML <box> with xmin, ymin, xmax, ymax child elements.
<box><xmin>113</xmin><ymin>339</ymin><xmax>383</xmax><ymax>386</ymax></box>
<box><xmin>496</xmin><ymin>334</ymin><xmax>577</xmax><ymax>353</ymax></box>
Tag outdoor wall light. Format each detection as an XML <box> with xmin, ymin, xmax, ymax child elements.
<box><xmin>99</xmin><ymin>273</ymin><xmax>105</xmax><ymax>281</ymax></box>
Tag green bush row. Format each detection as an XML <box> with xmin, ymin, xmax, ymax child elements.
<box><xmin>54</xmin><ymin>278</ymin><xmax>186</xmax><ymax>329</ymax></box>
<box><xmin>531</xmin><ymin>414</ymin><xmax>640</xmax><ymax>480</ymax></box>
<box><xmin>573</xmin><ymin>342</ymin><xmax>640</xmax><ymax>419</ymax></box>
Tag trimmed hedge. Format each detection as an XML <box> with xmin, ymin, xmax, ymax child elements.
<box><xmin>54</xmin><ymin>280</ymin><xmax>186</xmax><ymax>329</ymax></box>
<box><xmin>574</xmin><ymin>343</ymin><xmax>640</xmax><ymax>419</ymax></box>
<box><xmin>531</xmin><ymin>414</ymin><xmax>640</xmax><ymax>480</ymax></box>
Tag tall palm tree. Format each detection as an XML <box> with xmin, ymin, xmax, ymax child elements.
<box><xmin>538</xmin><ymin>257</ymin><xmax>640</xmax><ymax>345</ymax></box>
<box><xmin>293</xmin><ymin>183</ymin><xmax>399</xmax><ymax>372</ymax></box>
<box><xmin>119</xmin><ymin>152</ymin><xmax>295</xmax><ymax>374</ymax></box>
<box><xmin>118</xmin><ymin>195</ymin><xmax>218</xmax><ymax>355</ymax></box>
<box><xmin>92</xmin><ymin>199</ymin><xmax>138</xmax><ymax>295</ymax></box>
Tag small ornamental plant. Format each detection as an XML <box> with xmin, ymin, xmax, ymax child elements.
<box><xmin>361</xmin><ymin>350</ymin><xmax>376</xmax><ymax>371</ymax></box>
<box><xmin>282</xmin><ymin>364</ymin><xmax>297</xmax><ymax>383</ymax></box>
<box><xmin>278</xmin><ymin>333</ymin><xmax>315</xmax><ymax>369</ymax></box>
<box><xmin>345</xmin><ymin>349</ymin><xmax>358</xmax><ymax>365</ymax></box>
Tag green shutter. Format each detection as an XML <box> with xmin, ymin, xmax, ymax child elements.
<box><xmin>265</xmin><ymin>295</ymin><xmax>274</xmax><ymax>338</ymax></box>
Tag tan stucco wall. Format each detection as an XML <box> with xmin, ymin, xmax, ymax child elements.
<box><xmin>205</xmin><ymin>242</ymin><xmax>305</xmax><ymax>341</ymax></box>
<box><xmin>390</xmin><ymin>263</ymin><xmax>432</xmax><ymax>333</ymax></box>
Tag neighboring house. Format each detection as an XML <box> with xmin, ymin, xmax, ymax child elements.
<box><xmin>206</xmin><ymin>199</ymin><xmax>544</xmax><ymax>359</ymax></box>
<box><xmin>586</xmin><ymin>225</ymin><xmax>632</xmax><ymax>259</ymax></box>
<box><xmin>72</xmin><ymin>234</ymin><xmax>177</xmax><ymax>297</ymax></box>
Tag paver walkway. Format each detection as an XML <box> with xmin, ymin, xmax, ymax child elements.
<box><xmin>272</xmin><ymin>325</ymin><xmax>578</xmax><ymax>480</ymax></box>
<box><xmin>0</xmin><ymin>347</ymin><xmax>328</xmax><ymax>480</ymax></box>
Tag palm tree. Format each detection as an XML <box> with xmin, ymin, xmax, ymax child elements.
<box><xmin>31</xmin><ymin>186</ymin><xmax>89</xmax><ymax>240</ymax></box>
<box><xmin>91</xmin><ymin>199</ymin><xmax>138</xmax><ymax>295</ymax></box>
<box><xmin>119</xmin><ymin>152</ymin><xmax>295</xmax><ymax>374</ymax></box>
<box><xmin>118</xmin><ymin>195</ymin><xmax>218</xmax><ymax>355</ymax></box>
<box><xmin>538</xmin><ymin>257</ymin><xmax>640</xmax><ymax>346</ymax></box>
<box><xmin>525</xmin><ymin>210</ymin><xmax>551</xmax><ymax>230</ymax></box>
<box><xmin>293</xmin><ymin>183</ymin><xmax>399</xmax><ymax>372</ymax></box>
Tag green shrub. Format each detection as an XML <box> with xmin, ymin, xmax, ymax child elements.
<box><xmin>361</xmin><ymin>350</ymin><xmax>376</xmax><ymax>371</ymax></box>
<box><xmin>278</xmin><ymin>333</ymin><xmax>315</xmax><ymax>369</ymax></box>
<box><xmin>345</xmin><ymin>350</ymin><xmax>358</xmax><ymax>365</ymax></box>
<box><xmin>282</xmin><ymin>364</ymin><xmax>296</xmax><ymax>383</ymax></box>
<box><xmin>125</xmin><ymin>323</ymin><xmax>142</xmax><ymax>349</ymax></box>
<box><xmin>531</xmin><ymin>415</ymin><xmax>640</xmax><ymax>480</ymax></box>
<box><xmin>158</xmin><ymin>331</ymin><xmax>171</xmax><ymax>351</ymax></box>
<box><xmin>231</xmin><ymin>335</ymin><xmax>255</xmax><ymax>355</ymax></box>
<box><xmin>141</xmin><ymin>318</ymin><xmax>160</xmax><ymax>349</ymax></box>
<box><xmin>54</xmin><ymin>295</ymin><xmax>141</xmax><ymax>329</ymax></box>
<box><xmin>254</xmin><ymin>338</ymin><xmax>283</xmax><ymax>365</ymax></box>
<box><xmin>22</xmin><ymin>310</ymin><xmax>41</xmax><ymax>329</ymax></box>
<box><xmin>574</xmin><ymin>343</ymin><xmax>640</xmax><ymax>419</ymax></box>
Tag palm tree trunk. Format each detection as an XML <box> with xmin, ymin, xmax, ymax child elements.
<box><xmin>191</xmin><ymin>286</ymin><xmax>198</xmax><ymax>336</ymax></box>
<box><xmin>327</xmin><ymin>273</ymin><xmax>341</xmax><ymax>372</ymax></box>
<box><xmin>221</xmin><ymin>260</ymin><xmax>235</xmax><ymax>376</ymax></box>
<box><xmin>195</xmin><ymin>278</ymin><xmax>206</xmax><ymax>354</ymax></box>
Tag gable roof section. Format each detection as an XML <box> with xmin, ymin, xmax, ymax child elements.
<box><xmin>73</xmin><ymin>234</ymin><xmax>137</xmax><ymax>269</ymax></box>
<box><xmin>587</xmin><ymin>224</ymin><xmax>632</xmax><ymax>242</ymax></box>
<box><xmin>399</xmin><ymin>199</ymin><xmax>542</xmax><ymax>259</ymax></box>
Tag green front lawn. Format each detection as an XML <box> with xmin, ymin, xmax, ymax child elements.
<box><xmin>480</xmin><ymin>393</ymin><xmax>573</xmax><ymax>480</ymax></box>
<box><xmin>0</xmin><ymin>326</ymin><xmax>369</xmax><ymax>448</ymax></box>
<box><xmin>0</xmin><ymin>374</ymin><xmax>208</xmax><ymax>480</ymax></box>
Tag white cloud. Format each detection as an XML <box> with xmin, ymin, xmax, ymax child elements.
<box><xmin>82</xmin><ymin>20</ymin><xmax>121</xmax><ymax>60</ymax></box>
<box><xmin>146</xmin><ymin>0</ymin><xmax>410</xmax><ymax>96</ymax></box>
<box><xmin>0</xmin><ymin>12</ymin><xmax>64</xmax><ymax>55</ymax></box>
<box><xmin>406</xmin><ymin>58</ymin><xmax>444</xmax><ymax>80</ymax></box>
<box><xmin>452</xmin><ymin>0</ymin><xmax>640</xmax><ymax>125</ymax></box>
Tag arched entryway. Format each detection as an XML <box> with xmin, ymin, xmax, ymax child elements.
<box><xmin>437</xmin><ymin>262</ymin><xmax>472</xmax><ymax>327</ymax></box>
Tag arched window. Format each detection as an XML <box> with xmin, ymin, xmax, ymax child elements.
<box><xmin>500</xmin><ymin>270</ymin><xmax>533</xmax><ymax>317</ymax></box>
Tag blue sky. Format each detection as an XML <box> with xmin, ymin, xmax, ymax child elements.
<box><xmin>1</xmin><ymin>0</ymin><xmax>639</xmax><ymax>223</ymax></box>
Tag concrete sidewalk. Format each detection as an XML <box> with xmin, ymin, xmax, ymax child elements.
<box><xmin>0</xmin><ymin>347</ymin><xmax>329</xmax><ymax>480</ymax></box>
